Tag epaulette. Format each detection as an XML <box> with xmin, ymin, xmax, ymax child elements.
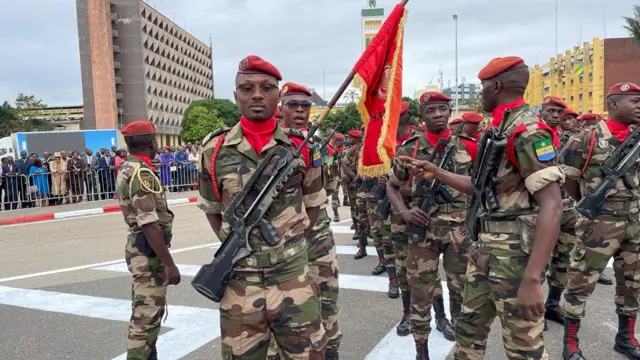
<box><xmin>401</xmin><ymin>134</ymin><xmax>420</xmax><ymax>147</ymax></box>
<box><xmin>459</xmin><ymin>135</ymin><xmax>477</xmax><ymax>142</ymax></box>
<box><xmin>202</xmin><ymin>127</ymin><xmax>230</xmax><ymax>146</ymax></box>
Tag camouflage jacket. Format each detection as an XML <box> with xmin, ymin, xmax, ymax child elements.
<box><xmin>390</xmin><ymin>132</ymin><xmax>472</xmax><ymax>224</ymax></box>
<box><xmin>562</xmin><ymin>120</ymin><xmax>640</xmax><ymax>214</ymax></box>
<box><xmin>197</xmin><ymin>123</ymin><xmax>326</xmax><ymax>281</ymax></box>
<box><xmin>483</xmin><ymin>105</ymin><xmax>564</xmax><ymax>219</ymax></box>
<box><xmin>340</xmin><ymin>144</ymin><xmax>360</xmax><ymax>186</ymax></box>
<box><xmin>116</xmin><ymin>156</ymin><xmax>174</xmax><ymax>247</ymax></box>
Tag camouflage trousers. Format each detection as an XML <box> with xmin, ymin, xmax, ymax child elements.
<box><xmin>346</xmin><ymin>185</ymin><xmax>358</xmax><ymax>225</ymax></box>
<box><xmin>268</xmin><ymin>248</ymin><xmax>341</xmax><ymax>357</ymax></box>
<box><xmin>546</xmin><ymin>209</ymin><xmax>577</xmax><ymax>289</ymax></box>
<box><xmin>454</xmin><ymin>241</ymin><xmax>547</xmax><ymax>360</ymax></box>
<box><xmin>355</xmin><ymin>191</ymin><xmax>371</xmax><ymax>238</ymax></box>
<box><xmin>367</xmin><ymin>198</ymin><xmax>392</xmax><ymax>261</ymax></box>
<box><xmin>391</xmin><ymin>212</ymin><xmax>445</xmax><ymax>297</ymax></box>
<box><xmin>220</xmin><ymin>272</ymin><xmax>327</xmax><ymax>359</ymax></box>
<box><xmin>125</xmin><ymin>246</ymin><xmax>166</xmax><ymax>360</ymax></box>
<box><xmin>331</xmin><ymin>183</ymin><xmax>341</xmax><ymax>216</ymax></box>
<box><xmin>561</xmin><ymin>214</ymin><xmax>640</xmax><ymax>320</ymax></box>
<box><xmin>408</xmin><ymin>224</ymin><xmax>468</xmax><ymax>341</ymax></box>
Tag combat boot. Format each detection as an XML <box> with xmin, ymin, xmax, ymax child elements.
<box><xmin>598</xmin><ymin>272</ymin><xmax>613</xmax><ymax>285</ymax></box>
<box><xmin>354</xmin><ymin>234</ymin><xmax>368</xmax><ymax>259</ymax></box>
<box><xmin>545</xmin><ymin>285</ymin><xmax>566</xmax><ymax>325</ymax></box>
<box><xmin>414</xmin><ymin>339</ymin><xmax>430</xmax><ymax>360</ymax></box>
<box><xmin>614</xmin><ymin>314</ymin><xmax>640</xmax><ymax>359</ymax></box>
<box><xmin>343</xmin><ymin>198</ymin><xmax>350</xmax><ymax>206</ymax></box>
<box><xmin>562</xmin><ymin>317</ymin><xmax>586</xmax><ymax>360</ymax></box>
<box><xmin>372</xmin><ymin>257</ymin><xmax>386</xmax><ymax>276</ymax></box>
<box><xmin>397</xmin><ymin>293</ymin><xmax>411</xmax><ymax>336</ymax></box>
<box><xmin>333</xmin><ymin>214</ymin><xmax>340</xmax><ymax>222</ymax></box>
<box><xmin>387</xmin><ymin>268</ymin><xmax>400</xmax><ymax>298</ymax></box>
<box><xmin>433</xmin><ymin>295</ymin><xmax>455</xmax><ymax>341</ymax></box>
<box><xmin>148</xmin><ymin>346</ymin><xmax>158</xmax><ymax>360</ymax></box>
<box><xmin>325</xmin><ymin>348</ymin><xmax>340</xmax><ymax>360</ymax></box>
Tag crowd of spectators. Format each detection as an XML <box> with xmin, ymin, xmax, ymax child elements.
<box><xmin>0</xmin><ymin>143</ymin><xmax>200</xmax><ymax>211</ymax></box>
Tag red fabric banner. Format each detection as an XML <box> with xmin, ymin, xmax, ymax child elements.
<box><xmin>353</xmin><ymin>4</ymin><xmax>408</xmax><ymax>176</ymax></box>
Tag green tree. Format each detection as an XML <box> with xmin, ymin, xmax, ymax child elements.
<box><xmin>402</xmin><ymin>96</ymin><xmax>420</xmax><ymax>122</ymax></box>
<box><xmin>320</xmin><ymin>103</ymin><xmax>363</xmax><ymax>135</ymax></box>
<box><xmin>624</xmin><ymin>5</ymin><xmax>640</xmax><ymax>46</ymax></box>
<box><xmin>0</xmin><ymin>101</ymin><xmax>21</xmax><ymax>138</ymax></box>
<box><xmin>181</xmin><ymin>105</ymin><xmax>225</xmax><ymax>143</ymax></box>
<box><xmin>184</xmin><ymin>98</ymin><xmax>241</xmax><ymax>128</ymax></box>
<box><xmin>13</xmin><ymin>93</ymin><xmax>55</xmax><ymax>132</ymax></box>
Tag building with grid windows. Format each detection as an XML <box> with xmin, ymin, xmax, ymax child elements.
<box><xmin>76</xmin><ymin>0</ymin><xmax>214</xmax><ymax>146</ymax></box>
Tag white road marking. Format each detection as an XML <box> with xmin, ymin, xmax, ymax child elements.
<box><xmin>366</xmin><ymin>284</ymin><xmax>453</xmax><ymax>360</ymax></box>
<box><xmin>0</xmin><ymin>285</ymin><xmax>220</xmax><ymax>360</ymax></box>
<box><xmin>0</xmin><ymin>243</ymin><xmax>220</xmax><ymax>283</ymax></box>
<box><xmin>331</xmin><ymin>225</ymin><xmax>355</xmax><ymax>234</ymax></box>
<box><xmin>335</xmin><ymin>245</ymin><xmax>377</xmax><ymax>256</ymax></box>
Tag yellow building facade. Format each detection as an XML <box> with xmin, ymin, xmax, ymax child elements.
<box><xmin>525</xmin><ymin>37</ymin><xmax>605</xmax><ymax>115</ymax></box>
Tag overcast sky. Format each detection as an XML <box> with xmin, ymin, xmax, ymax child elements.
<box><xmin>0</xmin><ymin>0</ymin><xmax>636</xmax><ymax>106</ymax></box>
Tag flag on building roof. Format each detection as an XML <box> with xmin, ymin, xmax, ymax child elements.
<box><xmin>352</xmin><ymin>2</ymin><xmax>408</xmax><ymax>176</ymax></box>
<box><xmin>574</xmin><ymin>63</ymin><xmax>584</xmax><ymax>78</ymax></box>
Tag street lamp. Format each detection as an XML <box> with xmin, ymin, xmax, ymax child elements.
<box><xmin>453</xmin><ymin>14</ymin><xmax>459</xmax><ymax>118</ymax></box>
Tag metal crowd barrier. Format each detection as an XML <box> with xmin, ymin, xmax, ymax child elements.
<box><xmin>0</xmin><ymin>164</ymin><xmax>201</xmax><ymax>211</ymax></box>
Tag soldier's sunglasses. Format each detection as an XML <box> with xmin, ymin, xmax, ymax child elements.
<box><xmin>284</xmin><ymin>101</ymin><xmax>313</xmax><ymax>110</ymax></box>
<box><xmin>236</xmin><ymin>83</ymin><xmax>279</xmax><ymax>94</ymax></box>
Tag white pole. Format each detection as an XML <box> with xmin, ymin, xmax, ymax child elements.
<box><xmin>453</xmin><ymin>14</ymin><xmax>459</xmax><ymax>118</ymax></box>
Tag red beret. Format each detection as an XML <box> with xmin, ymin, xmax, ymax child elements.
<box><xmin>461</xmin><ymin>112</ymin><xmax>483</xmax><ymax>124</ymax></box>
<box><xmin>334</xmin><ymin>133</ymin><xmax>345</xmax><ymax>140</ymax></box>
<box><xmin>580</xmin><ymin>113</ymin><xmax>603</xmax><ymax>122</ymax></box>
<box><xmin>238</xmin><ymin>55</ymin><xmax>282</xmax><ymax>81</ymax></box>
<box><xmin>121</xmin><ymin>121</ymin><xmax>156</xmax><ymax>136</ymax></box>
<box><xmin>543</xmin><ymin>96</ymin><xmax>567</xmax><ymax>108</ymax></box>
<box><xmin>401</xmin><ymin>101</ymin><xmax>410</xmax><ymax>114</ymax></box>
<box><xmin>478</xmin><ymin>56</ymin><xmax>526</xmax><ymax>80</ymax></box>
<box><xmin>281</xmin><ymin>81</ymin><xmax>312</xmax><ymax>97</ymax></box>
<box><xmin>420</xmin><ymin>91</ymin><xmax>451</xmax><ymax>105</ymax></box>
<box><xmin>563</xmin><ymin>108</ymin><xmax>579</xmax><ymax>118</ymax></box>
<box><xmin>347</xmin><ymin>130</ymin><xmax>362</xmax><ymax>138</ymax></box>
<box><xmin>607</xmin><ymin>82</ymin><xmax>640</xmax><ymax>97</ymax></box>
<box><xmin>449</xmin><ymin>118</ymin><xmax>463</xmax><ymax>125</ymax></box>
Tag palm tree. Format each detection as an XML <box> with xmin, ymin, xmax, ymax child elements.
<box><xmin>623</xmin><ymin>5</ymin><xmax>640</xmax><ymax>46</ymax></box>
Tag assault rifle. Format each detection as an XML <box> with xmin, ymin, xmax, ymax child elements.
<box><xmin>405</xmin><ymin>136</ymin><xmax>458</xmax><ymax>238</ymax></box>
<box><xmin>575</xmin><ymin>126</ymin><xmax>640</xmax><ymax>219</ymax></box>
<box><xmin>557</xmin><ymin>122</ymin><xmax>588</xmax><ymax>160</ymax></box>
<box><xmin>191</xmin><ymin>128</ymin><xmax>316</xmax><ymax>303</ymax></box>
<box><xmin>465</xmin><ymin>109</ymin><xmax>512</xmax><ymax>241</ymax></box>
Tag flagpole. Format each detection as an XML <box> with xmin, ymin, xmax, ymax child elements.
<box><xmin>314</xmin><ymin>0</ymin><xmax>409</xmax><ymax>125</ymax></box>
<box><xmin>454</xmin><ymin>14</ymin><xmax>459</xmax><ymax>118</ymax></box>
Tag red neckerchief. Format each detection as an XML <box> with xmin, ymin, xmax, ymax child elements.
<box><xmin>132</xmin><ymin>154</ymin><xmax>153</xmax><ymax>167</ymax></box>
<box><xmin>327</xmin><ymin>143</ymin><xmax>335</xmax><ymax>156</ymax></box>
<box><xmin>240</xmin><ymin>116</ymin><xmax>276</xmax><ymax>154</ymax></box>
<box><xmin>606</xmin><ymin>118</ymin><xmax>630</xmax><ymax>142</ymax></box>
<box><xmin>549</xmin><ymin>126</ymin><xmax>560</xmax><ymax>137</ymax></box>
<box><xmin>460</xmin><ymin>137</ymin><xmax>478</xmax><ymax>162</ymax></box>
<box><xmin>425</xmin><ymin>128</ymin><xmax>451</xmax><ymax>147</ymax></box>
<box><xmin>491</xmin><ymin>98</ymin><xmax>526</xmax><ymax>128</ymax></box>
<box><xmin>397</xmin><ymin>130</ymin><xmax>412</xmax><ymax>145</ymax></box>
<box><xmin>472</xmin><ymin>131</ymin><xmax>482</xmax><ymax>140</ymax></box>
<box><xmin>337</xmin><ymin>145</ymin><xmax>344</xmax><ymax>152</ymax></box>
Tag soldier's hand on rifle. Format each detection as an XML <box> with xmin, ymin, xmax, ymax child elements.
<box><xmin>164</xmin><ymin>264</ymin><xmax>181</xmax><ymax>286</ymax></box>
<box><xmin>398</xmin><ymin>156</ymin><xmax>440</xmax><ymax>180</ymax></box>
<box><xmin>400</xmin><ymin>208</ymin><xmax>430</xmax><ymax>227</ymax></box>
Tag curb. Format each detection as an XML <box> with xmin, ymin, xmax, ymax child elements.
<box><xmin>0</xmin><ymin>196</ymin><xmax>198</xmax><ymax>226</ymax></box>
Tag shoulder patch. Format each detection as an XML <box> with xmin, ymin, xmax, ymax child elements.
<box><xmin>284</xmin><ymin>128</ymin><xmax>305</xmax><ymax>139</ymax></box>
<box><xmin>310</xmin><ymin>144</ymin><xmax>322</xmax><ymax>167</ymax></box>
<box><xmin>533</xmin><ymin>138</ymin><xmax>556</xmax><ymax>161</ymax></box>
<box><xmin>202</xmin><ymin>127</ymin><xmax>230</xmax><ymax>146</ymax></box>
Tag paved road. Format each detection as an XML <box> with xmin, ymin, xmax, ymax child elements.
<box><xmin>0</xmin><ymin>200</ymin><xmax>630</xmax><ymax>359</ymax></box>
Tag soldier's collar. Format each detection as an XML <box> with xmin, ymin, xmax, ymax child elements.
<box><xmin>225</xmin><ymin>122</ymin><xmax>292</xmax><ymax>147</ymax></box>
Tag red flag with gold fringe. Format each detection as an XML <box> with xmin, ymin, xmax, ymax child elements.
<box><xmin>353</xmin><ymin>3</ymin><xmax>408</xmax><ymax>176</ymax></box>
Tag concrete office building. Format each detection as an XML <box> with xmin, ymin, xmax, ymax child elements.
<box><xmin>76</xmin><ymin>0</ymin><xmax>214</xmax><ymax>146</ymax></box>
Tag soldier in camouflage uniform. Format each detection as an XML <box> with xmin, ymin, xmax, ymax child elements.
<box><xmin>116</xmin><ymin>121</ymin><xmax>181</xmax><ymax>360</ymax></box>
<box><xmin>340</xmin><ymin>131</ymin><xmax>364</xmax><ymax>244</ymax></box>
<box><xmin>407</xmin><ymin>57</ymin><xmax>565</xmax><ymax>360</ymax></box>
<box><xmin>388</xmin><ymin>91</ymin><xmax>472</xmax><ymax>358</ymax></box>
<box><xmin>561</xmin><ymin>108</ymin><xmax>579</xmax><ymax>133</ymax></box>
<box><xmin>197</xmin><ymin>56</ymin><xmax>327</xmax><ymax>360</ymax></box>
<box><xmin>265</xmin><ymin>82</ymin><xmax>342</xmax><ymax>360</ymax></box>
<box><xmin>330</xmin><ymin>133</ymin><xmax>345</xmax><ymax>222</ymax></box>
<box><xmin>559</xmin><ymin>82</ymin><xmax>640</xmax><ymax>360</ymax></box>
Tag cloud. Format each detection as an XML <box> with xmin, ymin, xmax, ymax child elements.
<box><xmin>0</xmin><ymin>0</ymin><xmax>636</xmax><ymax>107</ymax></box>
